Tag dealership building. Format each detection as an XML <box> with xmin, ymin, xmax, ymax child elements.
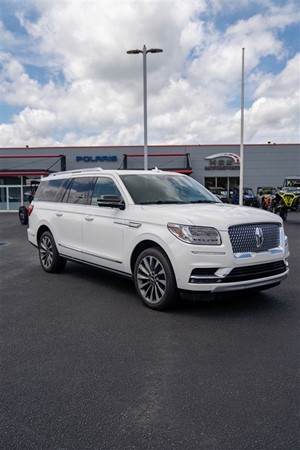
<box><xmin>0</xmin><ymin>143</ymin><xmax>299</xmax><ymax>212</ymax></box>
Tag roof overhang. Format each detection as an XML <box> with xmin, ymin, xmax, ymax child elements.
<box><xmin>0</xmin><ymin>170</ymin><xmax>51</xmax><ymax>176</ymax></box>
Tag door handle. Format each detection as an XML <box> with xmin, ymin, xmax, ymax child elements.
<box><xmin>84</xmin><ymin>215</ymin><xmax>94</xmax><ymax>221</ymax></box>
<box><xmin>55</xmin><ymin>212</ymin><xmax>63</xmax><ymax>217</ymax></box>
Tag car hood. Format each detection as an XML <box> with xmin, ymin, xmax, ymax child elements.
<box><xmin>139</xmin><ymin>203</ymin><xmax>281</xmax><ymax>230</ymax></box>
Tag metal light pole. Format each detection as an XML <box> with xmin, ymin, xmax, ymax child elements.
<box><xmin>127</xmin><ymin>45</ymin><xmax>163</xmax><ymax>170</ymax></box>
<box><xmin>239</xmin><ymin>47</ymin><xmax>245</xmax><ymax>206</ymax></box>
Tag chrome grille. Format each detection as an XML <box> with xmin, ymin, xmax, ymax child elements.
<box><xmin>228</xmin><ymin>223</ymin><xmax>281</xmax><ymax>254</ymax></box>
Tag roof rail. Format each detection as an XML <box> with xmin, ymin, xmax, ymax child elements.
<box><xmin>52</xmin><ymin>167</ymin><xmax>103</xmax><ymax>176</ymax></box>
<box><xmin>152</xmin><ymin>167</ymin><xmax>163</xmax><ymax>173</ymax></box>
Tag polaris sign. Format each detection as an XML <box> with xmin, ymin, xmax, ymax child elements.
<box><xmin>76</xmin><ymin>155</ymin><xmax>118</xmax><ymax>163</ymax></box>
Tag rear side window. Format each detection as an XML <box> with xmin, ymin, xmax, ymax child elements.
<box><xmin>63</xmin><ymin>177</ymin><xmax>95</xmax><ymax>204</ymax></box>
<box><xmin>34</xmin><ymin>178</ymin><xmax>69</xmax><ymax>202</ymax></box>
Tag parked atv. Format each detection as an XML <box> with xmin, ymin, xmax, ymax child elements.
<box><xmin>256</xmin><ymin>186</ymin><xmax>277</xmax><ymax>209</ymax></box>
<box><xmin>279</xmin><ymin>187</ymin><xmax>300</xmax><ymax>211</ymax></box>
<box><xmin>270</xmin><ymin>193</ymin><xmax>288</xmax><ymax>221</ymax></box>
<box><xmin>208</xmin><ymin>187</ymin><xmax>232</xmax><ymax>203</ymax></box>
<box><xmin>231</xmin><ymin>187</ymin><xmax>258</xmax><ymax>207</ymax></box>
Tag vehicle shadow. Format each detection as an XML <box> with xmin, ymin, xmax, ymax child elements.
<box><xmin>64</xmin><ymin>261</ymin><xmax>135</xmax><ymax>293</ymax></box>
<box><xmin>173</xmin><ymin>289</ymin><xmax>286</xmax><ymax>317</ymax></box>
<box><xmin>64</xmin><ymin>261</ymin><xmax>286</xmax><ymax>317</ymax></box>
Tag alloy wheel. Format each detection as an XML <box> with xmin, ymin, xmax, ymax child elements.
<box><xmin>136</xmin><ymin>255</ymin><xmax>167</xmax><ymax>304</ymax></box>
<box><xmin>40</xmin><ymin>235</ymin><xmax>53</xmax><ymax>269</ymax></box>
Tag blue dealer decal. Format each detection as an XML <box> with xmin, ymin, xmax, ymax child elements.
<box><xmin>76</xmin><ymin>156</ymin><xmax>118</xmax><ymax>163</ymax></box>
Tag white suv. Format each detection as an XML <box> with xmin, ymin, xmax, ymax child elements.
<box><xmin>27</xmin><ymin>168</ymin><xmax>289</xmax><ymax>310</ymax></box>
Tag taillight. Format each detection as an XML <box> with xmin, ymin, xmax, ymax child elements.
<box><xmin>28</xmin><ymin>204</ymin><xmax>34</xmax><ymax>216</ymax></box>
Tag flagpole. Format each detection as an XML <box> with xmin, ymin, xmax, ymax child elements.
<box><xmin>239</xmin><ymin>47</ymin><xmax>245</xmax><ymax>206</ymax></box>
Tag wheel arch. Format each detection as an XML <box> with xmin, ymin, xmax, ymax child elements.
<box><xmin>37</xmin><ymin>224</ymin><xmax>52</xmax><ymax>244</ymax></box>
<box><xmin>130</xmin><ymin>239</ymin><xmax>170</xmax><ymax>275</ymax></box>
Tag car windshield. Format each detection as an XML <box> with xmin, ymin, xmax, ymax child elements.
<box><xmin>243</xmin><ymin>189</ymin><xmax>254</xmax><ymax>196</ymax></box>
<box><xmin>211</xmin><ymin>188</ymin><xmax>227</xmax><ymax>196</ymax></box>
<box><xmin>284</xmin><ymin>179</ymin><xmax>300</xmax><ymax>188</ymax></box>
<box><xmin>282</xmin><ymin>187</ymin><xmax>300</xmax><ymax>193</ymax></box>
<box><xmin>120</xmin><ymin>173</ymin><xmax>220</xmax><ymax>205</ymax></box>
<box><xmin>260</xmin><ymin>188</ymin><xmax>276</xmax><ymax>195</ymax></box>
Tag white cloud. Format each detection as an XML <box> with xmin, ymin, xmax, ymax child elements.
<box><xmin>0</xmin><ymin>0</ymin><xmax>299</xmax><ymax>147</ymax></box>
<box><xmin>254</xmin><ymin>54</ymin><xmax>300</xmax><ymax>98</ymax></box>
<box><xmin>0</xmin><ymin>108</ymin><xmax>58</xmax><ymax>147</ymax></box>
<box><xmin>0</xmin><ymin>20</ymin><xmax>15</xmax><ymax>45</ymax></box>
<box><xmin>245</xmin><ymin>53</ymin><xmax>300</xmax><ymax>142</ymax></box>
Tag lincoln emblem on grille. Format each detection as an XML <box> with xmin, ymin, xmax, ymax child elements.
<box><xmin>255</xmin><ymin>227</ymin><xmax>264</xmax><ymax>248</ymax></box>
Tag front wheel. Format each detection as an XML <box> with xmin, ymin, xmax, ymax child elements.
<box><xmin>38</xmin><ymin>231</ymin><xmax>66</xmax><ymax>273</ymax></box>
<box><xmin>133</xmin><ymin>248</ymin><xmax>178</xmax><ymax>310</ymax></box>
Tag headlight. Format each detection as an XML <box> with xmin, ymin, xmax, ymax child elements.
<box><xmin>167</xmin><ymin>223</ymin><xmax>222</xmax><ymax>245</ymax></box>
<box><xmin>285</xmin><ymin>234</ymin><xmax>288</xmax><ymax>247</ymax></box>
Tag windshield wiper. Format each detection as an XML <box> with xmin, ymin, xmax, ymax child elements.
<box><xmin>189</xmin><ymin>200</ymin><xmax>218</xmax><ymax>204</ymax></box>
<box><xmin>139</xmin><ymin>200</ymin><xmax>185</xmax><ymax>205</ymax></box>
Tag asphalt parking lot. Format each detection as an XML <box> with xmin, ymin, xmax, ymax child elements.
<box><xmin>0</xmin><ymin>212</ymin><xmax>299</xmax><ymax>450</ymax></box>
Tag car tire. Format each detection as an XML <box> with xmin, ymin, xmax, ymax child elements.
<box><xmin>133</xmin><ymin>247</ymin><xmax>178</xmax><ymax>310</ymax></box>
<box><xmin>19</xmin><ymin>206</ymin><xmax>28</xmax><ymax>225</ymax></box>
<box><xmin>38</xmin><ymin>231</ymin><xmax>66</xmax><ymax>273</ymax></box>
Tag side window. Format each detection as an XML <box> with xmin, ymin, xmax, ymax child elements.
<box><xmin>54</xmin><ymin>179</ymin><xmax>70</xmax><ymax>202</ymax></box>
<box><xmin>34</xmin><ymin>178</ymin><xmax>69</xmax><ymax>202</ymax></box>
<box><xmin>91</xmin><ymin>177</ymin><xmax>122</xmax><ymax>205</ymax></box>
<box><xmin>64</xmin><ymin>177</ymin><xmax>95</xmax><ymax>204</ymax></box>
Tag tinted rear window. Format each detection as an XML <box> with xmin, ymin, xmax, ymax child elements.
<box><xmin>34</xmin><ymin>178</ymin><xmax>69</xmax><ymax>202</ymax></box>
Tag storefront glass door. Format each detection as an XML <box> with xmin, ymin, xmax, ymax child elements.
<box><xmin>0</xmin><ymin>187</ymin><xmax>6</xmax><ymax>211</ymax></box>
<box><xmin>204</xmin><ymin>177</ymin><xmax>239</xmax><ymax>194</ymax></box>
<box><xmin>8</xmin><ymin>186</ymin><xmax>22</xmax><ymax>210</ymax></box>
<box><xmin>0</xmin><ymin>186</ymin><xmax>23</xmax><ymax>211</ymax></box>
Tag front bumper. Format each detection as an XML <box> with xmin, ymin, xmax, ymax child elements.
<box><xmin>179</xmin><ymin>267</ymin><xmax>289</xmax><ymax>300</ymax></box>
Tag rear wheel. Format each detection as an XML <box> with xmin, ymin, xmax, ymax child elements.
<box><xmin>39</xmin><ymin>231</ymin><xmax>66</xmax><ymax>273</ymax></box>
<box><xmin>134</xmin><ymin>248</ymin><xmax>178</xmax><ymax>310</ymax></box>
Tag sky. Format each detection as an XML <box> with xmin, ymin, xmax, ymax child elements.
<box><xmin>0</xmin><ymin>0</ymin><xmax>299</xmax><ymax>148</ymax></box>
